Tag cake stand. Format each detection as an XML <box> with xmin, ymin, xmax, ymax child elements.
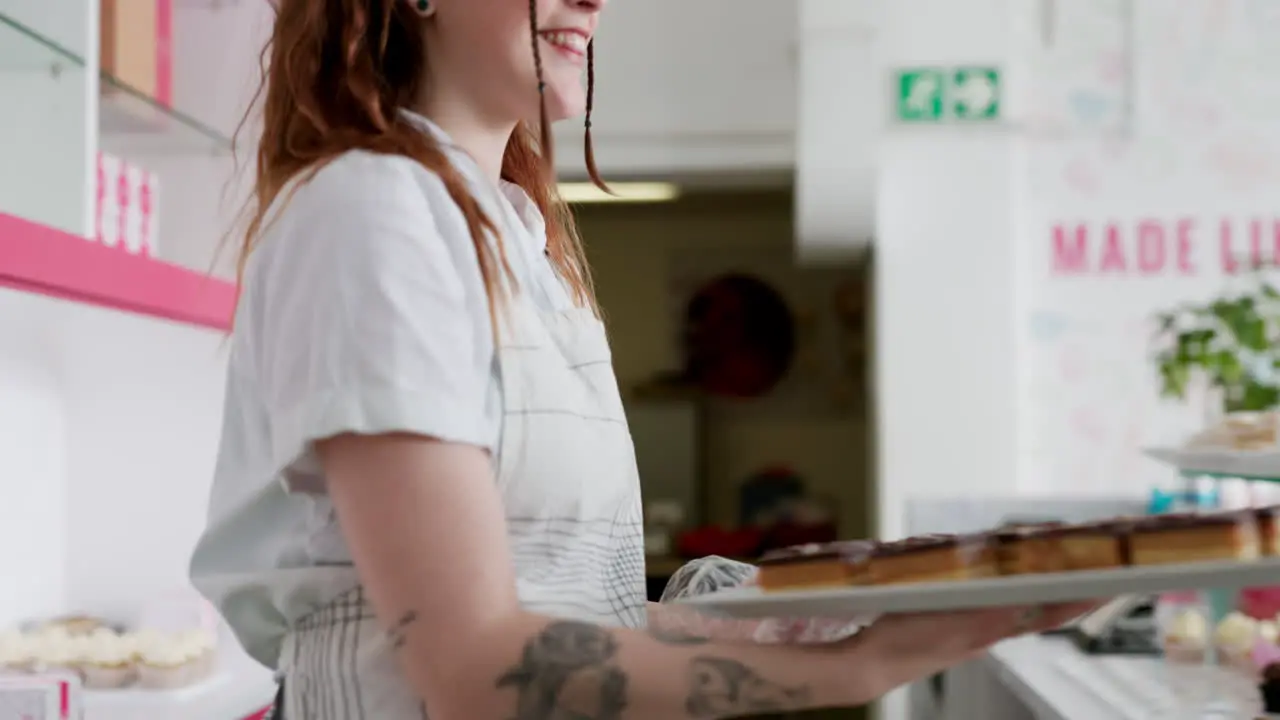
<box><xmin>1144</xmin><ymin>448</ymin><xmax>1280</xmax><ymax>717</ymax></box>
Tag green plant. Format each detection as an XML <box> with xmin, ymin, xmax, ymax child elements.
<box><xmin>1154</xmin><ymin>272</ymin><xmax>1280</xmax><ymax>413</ymax></box>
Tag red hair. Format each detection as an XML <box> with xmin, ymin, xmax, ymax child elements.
<box><xmin>232</xmin><ymin>0</ymin><xmax>606</xmax><ymax>324</ymax></box>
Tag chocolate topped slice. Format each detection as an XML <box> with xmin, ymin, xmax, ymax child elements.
<box><xmin>1135</xmin><ymin>509</ymin><xmax>1257</xmax><ymax>531</ymax></box>
<box><xmin>866</xmin><ymin>532</ymin><xmax>998</xmax><ymax>585</ymax></box>
<box><xmin>1130</xmin><ymin>508</ymin><xmax>1261</xmax><ymax>566</ymax></box>
<box><xmin>874</xmin><ymin>533</ymin><xmax>961</xmax><ymax>557</ymax></box>
<box><xmin>758</xmin><ymin>540</ymin><xmax>875</xmax><ymax>566</ymax></box>
<box><xmin>995</xmin><ymin>521</ymin><xmax>1067</xmax><ymax>540</ymax></box>
<box><xmin>756</xmin><ymin>540</ymin><xmax>875</xmax><ymax>591</ymax></box>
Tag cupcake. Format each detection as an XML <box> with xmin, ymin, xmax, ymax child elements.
<box><xmin>30</xmin><ymin>631</ymin><xmax>87</xmax><ymax>681</ymax></box>
<box><xmin>136</xmin><ymin>641</ymin><xmax>195</xmax><ymax>690</ymax></box>
<box><xmin>0</xmin><ymin>631</ymin><xmax>32</xmax><ymax>674</ymax></box>
<box><xmin>1163</xmin><ymin>608</ymin><xmax>1208</xmax><ymax>663</ymax></box>
<box><xmin>81</xmin><ymin>631</ymin><xmax>135</xmax><ymax>689</ymax></box>
<box><xmin>1215</xmin><ymin>612</ymin><xmax>1260</xmax><ymax>673</ymax></box>
<box><xmin>174</xmin><ymin>629</ymin><xmax>217</xmax><ymax>681</ymax></box>
<box><xmin>1262</xmin><ymin>620</ymin><xmax>1280</xmax><ymax>648</ymax></box>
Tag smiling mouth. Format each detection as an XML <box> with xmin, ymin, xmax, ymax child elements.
<box><xmin>539</xmin><ymin>30</ymin><xmax>588</xmax><ymax>57</ymax></box>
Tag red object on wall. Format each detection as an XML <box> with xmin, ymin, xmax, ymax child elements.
<box><xmin>0</xmin><ymin>212</ymin><xmax>235</xmax><ymax>331</ymax></box>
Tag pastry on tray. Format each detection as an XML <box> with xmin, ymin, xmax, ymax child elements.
<box><xmin>866</xmin><ymin>533</ymin><xmax>997</xmax><ymax>586</ymax></box>
<box><xmin>1184</xmin><ymin>411</ymin><xmax>1280</xmax><ymax>451</ymax></box>
<box><xmin>1162</xmin><ymin>608</ymin><xmax>1208</xmax><ymax>663</ymax></box>
<box><xmin>81</xmin><ymin>629</ymin><xmax>136</xmax><ymax>690</ymax></box>
<box><xmin>757</xmin><ymin>541</ymin><xmax>874</xmax><ymax>591</ymax></box>
<box><xmin>753</xmin><ymin>505</ymin><xmax>1280</xmax><ymax>593</ymax></box>
<box><xmin>1129</xmin><ymin>509</ymin><xmax>1260</xmax><ymax>566</ymax></box>
<box><xmin>994</xmin><ymin>522</ymin><xmax>1070</xmax><ymax>575</ymax></box>
<box><xmin>0</xmin><ymin>631</ymin><xmax>31</xmax><ymax>674</ymax></box>
<box><xmin>1055</xmin><ymin>519</ymin><xmax>1133</xmax><ymax>570</ymax></box>
<box><xmin>136</xmin><ymin>642</ymin><xmax>197</xmax><ymax>690</ymax></box>
<box><xmin>1258</xmin><ymin>505</ymin><xmax>1280</xmax><ymax>556</ymax></box>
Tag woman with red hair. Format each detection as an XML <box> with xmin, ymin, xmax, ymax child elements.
<box><xmin>189</xmin><ymin>1</ymin><xmax>1092</xmax><ymax>717</ymax></box>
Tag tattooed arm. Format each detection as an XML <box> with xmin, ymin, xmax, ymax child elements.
<box><xmin>319</xmin><ymin>433</ymin><xmax>872</xmax><ymax>720</ymax></box>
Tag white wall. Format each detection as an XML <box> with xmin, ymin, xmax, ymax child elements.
<box><xmin>57</xmin><ymin>307</ymin><xmax>228</xmax><ymax>616</ymax></box>
<box><xmin>871</xmin><ymin>0</ymin><xmax>1021</xmax><ymax>542</ymax></box>
<box><xmin>0</xmin><ymin>289</ymin><xmax>68</xmax><ymax>623</ymax></box>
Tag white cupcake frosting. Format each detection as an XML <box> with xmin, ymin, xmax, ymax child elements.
<box><xmin>1214</xmin><ymin>611</ymin><xmax>1259</xmax><ymax>651</ymax></box>
<box><xmin>83</xmin><ymin>633</ymin><xmax>133</xmax><ymax>667</ymax></box>
<box><xmin>2</xmin><ymin>625</ymin><xmax>212</xmax><ymax>671</ymax></box>
<box><xmin>175</xmin><ymin>629</ymin><xmax>216</xmax><ymax>656</ymax></box>
<box><xmin>1167</xmin><ymin>609</ymin><xmax>1208</xmax><ymax>645</ymax></box>
<box><xmin>138</xmin><ymin>642</ymin><xmax>191</xmax><ymax>668</ymax></box>
<box><xmin>0</xmin><ymin>633</ymin><xmax>31</xmax><ymax>666</ymax></box>
<box><xmin>34</xmin><ymin>635</ymin><xmax>86</xmax><ymax>666</ymax></box>
<box><xmin>1261</xmin><ymin>620</ymin><xmax>1279</xmax><ymax>645</ymax></box>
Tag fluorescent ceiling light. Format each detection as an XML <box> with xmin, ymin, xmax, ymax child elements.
<box><xmin>558</xmin><ymin>182</ymin><xmax>680</xmax><ymax>204</ymax></box>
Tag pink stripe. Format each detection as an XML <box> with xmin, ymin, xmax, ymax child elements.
<box><xmin>155</xmin><ymin>0</ymin><xmax>173</xmax><ymax>106</ymax></box>
<box><xmin>0</xmin><ymin>212</ymin><xmax>235</xmax><ymax>331</ymax></box>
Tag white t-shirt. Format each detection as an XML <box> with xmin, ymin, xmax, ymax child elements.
<box><xmin>191</xmin><ymin>112</ymin><xmax>577</xmax><ymax>665</ymax></box>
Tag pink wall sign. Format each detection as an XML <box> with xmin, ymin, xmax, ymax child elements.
<box><xmin>95</xmin><ymin>151</ymin><xmax>159</xmax><ymax>258</ymax></box>
<box><xmin>1049</xmin><ymin>217</ymin><xmax>1280</xmax><ymax>276</ymax></box>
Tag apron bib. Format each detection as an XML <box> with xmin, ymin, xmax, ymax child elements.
<box><xmin>275</xmin><ymin>299</ymin><xmax>646</xmax><ymax>719</ymax></box>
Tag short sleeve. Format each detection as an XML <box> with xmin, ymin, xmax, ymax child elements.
<box><xmin>247</xmin><ymin>152</ymin><xmax>496</xmax><ymax>478</ymax></box>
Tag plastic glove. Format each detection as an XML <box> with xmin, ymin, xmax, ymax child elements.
<box><xmin>657</xmin><ymin>555</ymin><xmax>871</xmax><ymax>645</ymax></box>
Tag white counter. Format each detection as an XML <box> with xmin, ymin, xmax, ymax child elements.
<box><xmin>959</xmin><ymin>634</ymin><xmax>1262</xmax><ymax>720</ymax></box>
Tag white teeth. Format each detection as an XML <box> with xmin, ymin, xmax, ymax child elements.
<box><xmin>542</xmin><ymin>31</ymin><xmax>587</xmax><ymax>53</ymax></box>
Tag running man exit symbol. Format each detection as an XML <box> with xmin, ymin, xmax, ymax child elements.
<box><xmin>894</xmin><ymin>66</ymin><xmax>1002</xmax><ymax>123</ymax></box>
<box><xmin>897</xmin><ymin>69</ymin><xmax>945</xmax><ymax>121</ymax></box>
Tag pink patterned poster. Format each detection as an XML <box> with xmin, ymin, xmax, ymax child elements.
<box><xmin>1020</xmin><ymin>0</ymin><xmax>1280</xmax><ymax>495</ymax></box>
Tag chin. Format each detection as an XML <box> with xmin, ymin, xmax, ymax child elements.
<box><xmin>544</xmin><ymin>83</ymin><xmax>587</xmax><ymax>123</ymax></box>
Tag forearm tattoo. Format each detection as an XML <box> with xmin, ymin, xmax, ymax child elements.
<box><xmin>387</xmin><ymin>610</ymin><xmax>418</xmax><ymax>650</ymax></box>
<box><xmin>496</xmin><ymin>620</ymin><xmax>812</xmax><ymax>720</ymax></box>
<box><xmin>685</xmin><ymin>657</ymin><xmax>811</xmax><ymax>718</ymax></box>
<box><xmin>496</xmin><ymin>621</ymin><xmax>629</xmax><ymax>720</ymax></box>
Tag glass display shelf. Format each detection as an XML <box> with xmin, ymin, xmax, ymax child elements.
<box><xmin>0</xmin><ymin>12</ymin><xmax>232</xmax><ymax>155</ymax></box>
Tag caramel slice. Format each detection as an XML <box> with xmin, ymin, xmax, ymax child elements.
<box><xmin>867</xmin><ymin>533</ymin><xmax>997</xmax><ymax>586</ymax></box>
<box><xmin>995</xmin><ymin>522</ymin><xmax>1069</xmax><ymax>575</ymax></box>
<box><xmin>1055</xmin><ymin>519</ymin><xmax>1132</xmax><ymax>571</ymax></box>
<box><xmin>757</xmin><ymin>541</ymin><xmax>874</xmax><ymax>591</ymax></box>
<box><xmin>1258</xmin><ymin>505</ymin><xmax>1280</xmax><ymax>557</ymax></box>
<box><xmin>1129</xmin><ymin>510</ymin><xmax>1260</xmax><ymax>566</ymax></box>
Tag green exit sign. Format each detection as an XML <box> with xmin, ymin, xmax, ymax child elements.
<box><xmin>895</xmin><ymin>66</ymin><xmax>1001</xmax><ymax>123</ymax></box>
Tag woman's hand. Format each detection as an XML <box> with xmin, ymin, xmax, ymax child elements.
<box><xmin>837</xmin><ymin>601</ymin><xmax>1099</xmax><ymax>698</ymax></box>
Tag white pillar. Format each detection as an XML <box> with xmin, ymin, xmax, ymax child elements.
<box><xmin>794</xmin><ymin>0</ymin><xmax>878</xmax><ymax>262</ymax></box>
<box><xmin>796</xmin><ymin>0</ymin><xmax>1023</xmax><ymax>716</ymax></box>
